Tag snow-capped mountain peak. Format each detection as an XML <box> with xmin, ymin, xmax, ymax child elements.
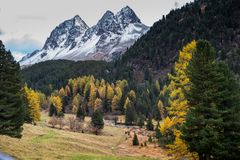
<box><xmin>116</xmin><ymin>6</ymin><xmax>141</xmax><ymax>28</ymax></box>
<box><xmin>20</xmin><ymin>6</ymin><xmax>149</xmax><ymax>66</ymax></box>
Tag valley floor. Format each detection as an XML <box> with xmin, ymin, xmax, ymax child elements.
<box><xmin>0</xmin><ymin>113</ymin><xmax>170</xmax><ymax>160</ymax></box>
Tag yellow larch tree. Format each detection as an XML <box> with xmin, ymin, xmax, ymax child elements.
<box><xmin>88</xmin><ymin>82</ymin><xmax>97</xmax><ymax>108</ymax></box>
<box><xmin>24</xmin><ymin>85</ymin><xmax>41</xmax><ymax>122</ymax></box>
<box><xmin>123</xmin><ymin>97</ymin><xmax>131</xmax><ymax>110</ymax></box>
<box><xmin>160</xmin><ymin>40</ymin><xmax>197</xmax><ymax>159</ymax></box>
<box><xmin>106</xmin><ymin>83</ymin><xmax>114</xmax><ymax>102</ymax></box>
<box><xmin>72</xmin><ymin>94</ymin><xmax>81</xmax><ymax>113</ymax></box>
<box><xmin>157</xmin><ymin>100</ymin><xmax>165</xmax><ymax>120</ymax></box>
<box><xmin>50</xmin><ymin>95</ymin><xmax>62</xmax><ymax>113</ymax></box>
<box><xmin>111</xmin><ymin>95</ymin><xmax>119</xmax><ymax>112</ymax></box>
<box><xmin>59</xmin><ymin>87</ymin><xmax>66</xmax><ymax>97</ymax></box>
<box><xmin>94</xmin><ymin>98</ymin><xmax>102</xmax><ymax>111</ymax></box>
<box><xmin>65</xmin><ymin>85</ymin><xmax>71</xmax><ymax>96</ymax></box>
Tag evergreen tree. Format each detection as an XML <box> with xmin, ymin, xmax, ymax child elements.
<box><xmin>137</xmin><ymin>115</ymin><xmax>145</xmax><ymax>128</ymax></box>
<box><xmin>182</xmin><ymin>40</ymin><xmax>240</xmax><ymax>159</ymax></box>
<box><xmin>132</xmin><ymin>132</ymin><xmax>139</xmax><ymax>146</ymax></box>
<box><xmin>91</xmin><ymin>109</ymin><xmax>104</xmax><ymax>135</ymax></box>
<box><xmin>155</xmin><ymin>121</ymin><xmax>161</xmax><ymax>139</ymax></box>
<box><xmin>49</xmin><ymin>104</ymin><xmax>57</xmax><ymax>117</ymax></box>
<box><xmin>76</xmin><ymin>105</ymin><xmax>85</xmax><ymax>121</ymax></box>
<box><xmin>0</xmin><ymin>41</ymin><xmax>25</xmax><ymax>138</ymax></box>
<box><xmin>146</xmin><ymin>118</ymin><xmax>154</xmax><ymax>131</ymax></box>
<box><xmin>125</xmin><ymin>99</ymin><xmax>137</xmax><ymax>125</ymax></box>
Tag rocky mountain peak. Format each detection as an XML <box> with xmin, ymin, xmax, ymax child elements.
<box><xmin>43</xmin><ymin>15</ymin><xmax>89</xmax><ymax>50</ymax></box>
<box><xmin>116</xmin><ymin>6</ymin><xmax>141</xmax><ymax>28</ymax></box>
<box><xmin>20</xmin><ymin>6</ymin><xmax>149</xmax><ymax>66</ymax></box>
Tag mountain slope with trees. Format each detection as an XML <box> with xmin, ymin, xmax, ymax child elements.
<box><xmin>117</xmin><ymin>0</ymin><xmax>240</xmax><ymax>82</ymax></box>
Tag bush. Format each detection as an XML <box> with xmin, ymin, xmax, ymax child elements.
<box><xmin>48</xmin><ymin>116</ymin><xmax>58</xmax><ymax>128</ymax></box>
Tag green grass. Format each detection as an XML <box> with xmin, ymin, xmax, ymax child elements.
<box><xmin>32</xmin><ymin>130</ymin><xmax>56</xmax><ymax>143</ymax></box>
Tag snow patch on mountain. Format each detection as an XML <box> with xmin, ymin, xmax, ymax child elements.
<box><xmin>20</xmin><ymin>6</ymin><xmax>149</xmax><ymax>66</ymax></box>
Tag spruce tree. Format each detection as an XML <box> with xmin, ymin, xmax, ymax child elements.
<box><xmin>132</xmin><ymin>132</ymin><xmax>139</xmax><ymax>146</ymax></box>
<box><xmin>125</xmin><ymin>105</ymin><xmax>137</xmax><ymax>125</ymax></box>
<box><xmin>49</xmin><ymin>104</ymin><xmax>57</xmax><ymax>117</ymax></box>
<box><xmin>0</xmin><ymin>41</ymin><xmax>25</xmax><ymax>138</ymax></box>
<box><xmin>182</xmin><ymin>40</ymin><xmax>240</xmax><ymax>159</ymax></box>
<box><xmin>76</xmin><ymin>105</ymin><xmax>86</xmax><ymax>121</ymax></box>
<box><xmin>146</xmin><ymin>118</ymin><xmax>154</xmax><ymax>131</ymax></box>
<box><xmin>91</xmin><ymin>109</ymin><xmax>104</xmax><ymax>135</ymax></box>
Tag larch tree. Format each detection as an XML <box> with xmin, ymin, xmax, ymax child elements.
<box><xmin>72</xmin><ymin>94</ymin><xmax>81</xmax><ymax>113</ymax></box>
<box><xmin>50</xmin><ymin>95</ymin><xmax>62</xmax><ymax>114</ymax></box>
<box><xmin>111</xmin><ymin>95</ymin><xmax>119</xmax><ymax>112</ymax></box>
<box><xmin>88</xmin><ymin>82</ymin><xmax>97</xmax><ymax>108</ymax></box>
<box><xmin>106</xmin><ymin>84</ymin><xmax>114</xmax><ymax>112</ymax></box>
<box><xmin>94</xmin><ymin>98</ymin><xmax>102</xmax><ymax>111</ymax></box>
<box><xmin>0</xmin><ymin>41</ymin><xmax>25</xmax><ymax>138</ymax></box>
<box><xmin>58</xmin><ymin>87</ymin><xmax>66</xmax><ymax>97</ymax></box>
<box><xmin>24</xmin><ymin>85</ymin><xmax>41</xmax><ymax>122</ymax></box>
<box><xmin>160</xmin><ymin>40</ymin><xmax>197</xmax><ymax>159</ymax></box>
<box><xmin>157</xmin><ymin>100</ymin><xmax>165</xmax><ymax>120</ymax></box>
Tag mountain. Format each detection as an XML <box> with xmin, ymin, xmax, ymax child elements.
<box><xmin>116</xmin><ymin>0</ymin><xmax>240</xmax><ymax>82</ymax></box>
<box><xmin>19</xmin><ymin>6</ymin><xmax>149</xmax><ymax>66</ymax></box>
<box><xmin>22</xmin><ymin>0</ymin><xmax>240</xmax><ymax>94</ymax></box>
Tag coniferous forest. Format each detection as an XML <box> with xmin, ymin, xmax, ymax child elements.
<box><xmin>1</xmin><ymin>0</ymin><xmax>240</xmax><ymax>159</ymax></box>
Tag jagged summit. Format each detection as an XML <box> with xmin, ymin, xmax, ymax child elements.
<box><xmin>20</xmin><ymin>6</ymin><xmax>149</xmax><ymax>66</ymax></box>
<box><xmin>116</xmin><ymin>6</ymin><xmax>141</xmax><ymax>27</ymax></box>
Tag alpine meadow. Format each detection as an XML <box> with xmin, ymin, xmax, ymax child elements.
<box><xmin>0</xmin><ymin>0</ymin><xmax>240</xmax><ymax>160</ymax></box>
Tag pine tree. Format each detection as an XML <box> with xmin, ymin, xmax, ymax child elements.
<box><xmin>125</xmin><ymin>99</ymin><xmax>137</xmax><ymax>125</ymax></box>
<box><xmin>76</xmin><ymin>105</ymin><xmax>85</xmax><ymax>121</ymax></box>
<box><xmin>133</xmin><ymin>132</ymin><xmax>139</xmax><ymax>146</ymax></box>
<box><xmin>155</xmin><ymin>121</ymin><xmax>161</xmax><ymax>139</ymax></box>
<box><xmin>182</xmin><ymin>40</ymin><xmax>240</xmax><ymax>159</ymax></box>
<box><xmin>91</xmin><ymin>109</ymin><xmax>104</xmax><ymax>135</ymax></box>
<box><xmin>0</xmin><ymin>41</ymin><xmax>25</xmax><ymax>138</ymax></box>
<box><xmin>49</xmin><ymin>104</ymin><xmax>57</xmax><ymax>117</ymax></box>
<box><xmin>146</xmin><ymin>118</ymin><xmax>154</xmax><ymax>131</ymax></box>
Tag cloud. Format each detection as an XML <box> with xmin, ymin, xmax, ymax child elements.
<box><xmin>5</xmin><ymin>35</ymin><xmax>42</xmax><ymax>54</ymax></box>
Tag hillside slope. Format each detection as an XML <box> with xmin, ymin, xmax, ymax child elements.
<box><xmin>118</xmin><ymin>0</ymin><xmax>240</xmax><ymax>82</ymax></box>
<box><xmin>22</xmin><ymin>60</ymin><xmax>112</xmax><ymax>94</ymax></box>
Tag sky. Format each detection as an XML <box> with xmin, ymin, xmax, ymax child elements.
<box><xmin>0</xmin><ymin>0</ymin><xmax>193</xmax><ymax>61</ymax></box>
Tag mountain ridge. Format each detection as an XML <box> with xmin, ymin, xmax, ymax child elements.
<box><xmin>20</xmin><ymin>6</ymin><xmax>149</xmax><ymax>66</ymax></box>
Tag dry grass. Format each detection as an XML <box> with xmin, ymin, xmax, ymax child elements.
<box><xmin>0</xmin><ymin>113</ymin><xmax>166</xmax><ymax>160</ymax></box>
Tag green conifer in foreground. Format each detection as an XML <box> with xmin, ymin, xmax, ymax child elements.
<box><xmin>0</xmin><ymin>41</ymin><xmax>25</xmax><ymax>138</ymax></box>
